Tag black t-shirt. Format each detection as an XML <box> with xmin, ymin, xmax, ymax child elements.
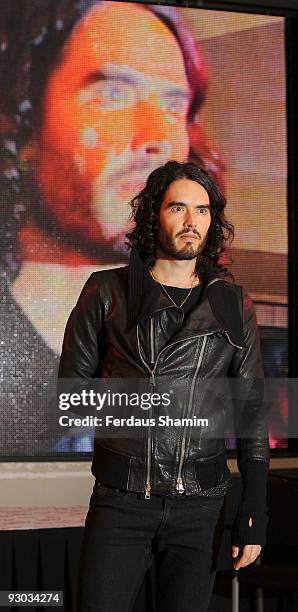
<box><xmin>162</xmin><ymin>283</ymin><xmax>204</xmax><ymax>314</ymax></box>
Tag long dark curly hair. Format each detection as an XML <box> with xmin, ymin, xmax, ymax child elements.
<box><xmin>126</xmin><ymin>160</ymin><xmax>234</xmax><ymax>279</ymax></box>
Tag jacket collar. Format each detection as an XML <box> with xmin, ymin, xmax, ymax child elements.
<box><xmin>126</xmin><ymin>248</ymin><xmax>245</xmax><ymax>349</ymax></box>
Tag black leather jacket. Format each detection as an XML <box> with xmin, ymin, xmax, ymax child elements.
<box><xmin>58</xmin><ymin>260</ymin><xmax>270</xmax><ymax>513</ymax></box>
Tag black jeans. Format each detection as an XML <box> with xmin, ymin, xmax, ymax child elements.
<box><xmin>77</xmin><ymin>482</ymin><xmax>225</xmax><ymax>612</ymax></box>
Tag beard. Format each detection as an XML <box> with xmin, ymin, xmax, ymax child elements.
<box><xmin>32</xmin><ymin>142</ymin><xmax>173</xmax><ymax>265</ymax></box>
<box><xmin>157</xmin><ymin>226</ymin><xmax>208</xmax><ymax>260</ymax></box>
<box><xmin>28</xmin><ymin>162</ymin><xmax>134</xmax><ymax>264</ymax></box>
<box><xmin>31</xmin><ymin>200</ymin><xmax>131</xmax><ymax>263</ymax></box>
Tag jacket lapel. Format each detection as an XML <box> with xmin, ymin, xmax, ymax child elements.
<box><xmin>126</xmin><ymin>250</ymin><xmax>245</xmax><ymax>350</ymax></box>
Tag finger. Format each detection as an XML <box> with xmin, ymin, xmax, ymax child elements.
<box><xmin>244</xmin><ymin>545</ymin><xmax>262</xmax><ymax>563</ymax></box>
<box><xmin>231</xmin><ymin>546</ymin><xmax>239</xmax><ymax>558</ymax></box>
<box><xmin>234</xmin><ymin>557</ymin><xmax>250</xmax><ymax>570</ymax></box>
<box><xmin>234</xmin><ymin>550</ymin><xmax>259</xmax><ymax>570</ymax></box>
<box><xmin>234</xmin><ymin>551</ymin><xmax>254</xmax><ymax>570</ymax></box>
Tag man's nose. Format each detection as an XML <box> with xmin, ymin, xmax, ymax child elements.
<box><xmin>130</xmin><ymin>97</ymin><xmax>171</xmax><ymax>154</ymax></box>
<box><xmin>183</xmin><ymin>210</ymin><xmax>197</xmax><ymax>227</ymax></box>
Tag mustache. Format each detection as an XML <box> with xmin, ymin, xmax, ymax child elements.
<box><xmin>109</xmin><ymin>162</ymin><xmax>156</xmax><ymax>185</ymax></box>
<box><xmin>178</xmin><ymin>230</ymin><xmax>201</xmax><ymax>238</ymax></box>
<box><xmin>103</xmin><ymin>151</ymin><xmax>172</xmax><ymax>183</ymax></box>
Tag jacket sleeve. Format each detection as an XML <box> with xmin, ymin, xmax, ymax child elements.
<box><xmin>58</xmin><ymin>273</ymin><xmax>102</xmax><ymax>379</ymax></box>
<box><xmin>57</xmin><ymin>273</ymin><xmax>103</xmax><ymax>417</ymax></box>
<box><xmin>229</xmin><ymin>289</ymin><xmax>270</xmax><ymax>547</ymax></box>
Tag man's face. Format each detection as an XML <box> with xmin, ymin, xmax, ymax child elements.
<box><xmin>158</xmin><ymin>178</ymin><xmax>211</xmax><ymax>260</ymax></box>
<box><xmin>36</xmin><ymin>1</ymin><xmax>190</xmax><ymax>257</ymax></box>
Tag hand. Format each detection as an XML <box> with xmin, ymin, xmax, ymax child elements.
<box><xmin>231</xmin><ymin>544</ymin><xmax>261</xmax><ymax>570</ymax></box>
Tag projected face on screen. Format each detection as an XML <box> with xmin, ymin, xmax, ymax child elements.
<box><xmin>0</xmin><ymin>0</ymin><xmax>287</xmax><ymax>457</ymax></box>
<box><xmin>35</xmin><ymin>2</ymin><xmax>190</xmax><ymax>254</ymax></box>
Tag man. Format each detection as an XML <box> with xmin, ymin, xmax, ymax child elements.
<box><xmin>58</xmin><ymin>160</ymin><xmax>270</xmax><ymax>611</ymax></box>
<box><xmin>0</xmin><ymin>0</ymin><xmax>223</xmax><ymax>455</ymax></box>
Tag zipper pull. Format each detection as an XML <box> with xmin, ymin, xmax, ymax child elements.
<box><xmin>150</xmin><ymin>372</ymin><xmax>156</xmax><ymax>388</ymax></box>
<box><xmin>176</xmin><ymin>477</ymin><xmax>185</xmax><ymax>493</ymax></box>
<box><xmin>145</xmin><ymin>482</ymin><xmax>151</xmax><ymax>499</ymax></box>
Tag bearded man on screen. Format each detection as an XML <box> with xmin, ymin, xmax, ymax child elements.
<box><xmin>0</xmin><ymin>1</ymin><xmax>223</xmax><ymax>455</ymax></box>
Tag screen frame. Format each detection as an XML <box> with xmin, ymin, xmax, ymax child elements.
<box><xmin>0</xmin><ymin>0</ymin><xmax>297</xmax><ymax>462</ymax></box>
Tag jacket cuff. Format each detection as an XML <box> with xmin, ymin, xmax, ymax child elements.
<box><xmin>231</xmin><ymin>505</ymin><xmax>269</xmax><ymax>547</ymax></box>
<box><xmin>232</xmin><ymin>459</ymin><xmax>269</xmax><ymax>547</ymax></box>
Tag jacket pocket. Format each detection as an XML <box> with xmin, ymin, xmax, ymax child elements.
<box><xmin>194</xmin><ymin>453</ymin><xmax>230</xmax><ymax>491</ymax></box>
<box><xmin>91</xmin><ymin>443</ymin><xmax>133</xmax><ymax>489</ymax></box>
<box><xmin>92</xmin><ymin>481</ymin><xmax>127</xmax><ymax>499</ymax></box>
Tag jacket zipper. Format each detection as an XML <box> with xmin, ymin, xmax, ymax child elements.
<box><xmin>177</xmin><ymin>330</ymin><xmax>244</xmax><ymax>476</ymax></box>
<box><xmin>224</xmin><ymin>330</ymin><xmax>244</xmax><ymax>350</ymax></box>
<box><xmin>144</xmin><ymin>318</ymin><xmax>155</xmax><ymax>498</ymax></box>
<box><xmin>136</xmin><ymin>322</ymin><xmax>155</xmax><ymax>499</ymax></box>
<box><xmin>150</xmin><ymin>316</ymin><xmax>155</xmax><ymax>364</ymax></box>
<box><xmin>145</xmin><ymin>372</ymin><xmax>156</xmax><ymax>499</ymax></box>
<box><xmin>176</xmin><ymin>335</ymin><xmax>208</xmax><ymax>493</ymax></box>
<box><xmin>136</xmin><ymin>327</ymin><xmax>217</xmax><ymax>498</ymax></box>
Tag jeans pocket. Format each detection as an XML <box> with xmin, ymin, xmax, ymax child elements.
<box><xmin>199</xmin><ymin>496</ymin><xmax>225</xmax><ymax>517</ymax></box>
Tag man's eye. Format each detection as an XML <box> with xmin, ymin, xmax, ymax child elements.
<box><xmin>198</xmin><ymin>208</ymin><xmax>208</xmax><ymax>214</ymax></box>
<box><xmin>170</xmin><ymin>206</ymin><xmax>183</xmax><ymax>212</ymax></box>
<box><xmin>163</xmin><ymin>96</ymin><xmax>189</xmax><ymax>116</ymax></box>
<box><xmin>84</xmin><ymin>81</ymin><xmax>135</xmax><ymax>110</ymax></box>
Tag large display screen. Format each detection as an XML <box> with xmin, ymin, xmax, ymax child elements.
<box><xmin>0</xmin><ymin>1</ymin><xmax>287</xmax><ymax>457</ymax></box>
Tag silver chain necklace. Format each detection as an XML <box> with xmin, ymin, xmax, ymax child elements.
<box><xmin>149</xmin><ymin>268</ymin><xmax>198</xmax><ymax>308</ymax></box>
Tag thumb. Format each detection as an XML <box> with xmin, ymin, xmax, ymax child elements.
<box><xmin>231</xmin><ymin>546</ymin><xmax>239</xmax><ymax>558</ymax></box>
